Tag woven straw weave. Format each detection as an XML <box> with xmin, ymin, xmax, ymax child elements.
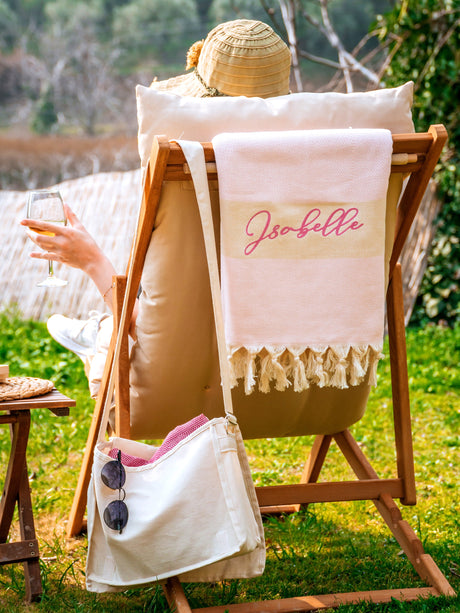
<box><xmin>1</xmin><ymin>169</ymin><xmax>141</xmax><ymax>321</ymax></box>
<box><xmin>0</xmin><ymin>377</ymin><xmax>54</xmax><ymax>402</ymax></box>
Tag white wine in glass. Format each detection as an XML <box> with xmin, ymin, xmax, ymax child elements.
<box><xmin>26</xmin><ymin>190</ymin><xmax>68</xmax><ymax>287</ymax></box>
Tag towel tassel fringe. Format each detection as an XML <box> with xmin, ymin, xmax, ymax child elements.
<box><xmin>228</xmin><ymin>345</ymin><xmax>383</xmax><ymax>395</ymax></box>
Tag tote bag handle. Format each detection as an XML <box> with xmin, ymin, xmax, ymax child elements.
<box><xmin>177</xmin><ymin>140</ymin><xmax>235</xmax><ymax>420</ymax></box>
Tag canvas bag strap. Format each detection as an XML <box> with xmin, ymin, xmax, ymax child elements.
<box><xmin>177</xmin><ymin>140</ymin><xmax>235</xmax><ymax>419</ymax></box>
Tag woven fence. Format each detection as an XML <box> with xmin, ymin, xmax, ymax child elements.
<box><xmin>1</xmin><ymin>169</ymin><xmax>142</xmax><ymax>321</ymax></box>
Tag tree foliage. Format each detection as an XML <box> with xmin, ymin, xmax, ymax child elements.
<box><xmin>375</xmin><ymin>0</ymin><xmax>459</xmax><ymax>324</ymax></box>
<box><xmin>112</xmin><ymin>0</ymin><xmax>200</xmax><ymax>70</ymax></box>
<box><xmin>0</xmin><ymin>1</ymin><xmax>19</xmax><ymax>52</ymax></box>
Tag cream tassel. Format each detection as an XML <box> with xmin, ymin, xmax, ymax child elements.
<box><xmin>259</xmin><ymin>352</ymin><xmax>273</xmax><ymax>394</ymax></box>
<box><xmin>328</xmin><ymin>348</ymin><xmax>349</xmax><ymax>389</ymax></box>
<box><xmin>292</xmin><ymin>354</ymin><xmax>309</xmax><ymax>392</ymax></box>
<box><xmin>313</xmin><ymin>350</ymin><xmax>328</xmax><ymax>387</ymax></box>
<box><xmin>349</xmin><ymin>346</ymin><xmax>367</xmax><ymax>386</ymax></box>
<box><xmin>367</xmin><ymin>345</ymin><xmax>384</xmax><ymax>387</ymax></box>
<box><xmin>229</xmin><ymin>348</ymin><xmax>246</xmax><ymax>387</ymax></box>
<box><xmin>322</xmin><ymin>347</ymin><xmax>335</xmax><ymax>383</ymax></box>
<box><xmin>271</xmin><ymin>352</ymin><xmax>291</xmax><ymax>392</ymax></box>
<box><xmin>244</xmin><ymin>350</ymin><xmax>257</xmax><ymax>395</ymax></box>
<box><xmin>305</xmin><ymin>349</ymin><xmax>317</xmax><ymax>381</ymax></box>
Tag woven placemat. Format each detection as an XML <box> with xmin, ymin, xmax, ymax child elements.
<box><xmin>0</xmin><ymin>377</ymin><xmax>54</xmax><ymax>402</ymax></box>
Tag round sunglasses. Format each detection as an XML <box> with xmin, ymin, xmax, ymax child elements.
<box><xmin>101</xmin><ymin>450</ymin><xmax>128</xmax><ymax>533</ymax></box>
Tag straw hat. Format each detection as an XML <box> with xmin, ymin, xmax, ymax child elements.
<box><xmin>151</xmin><ymin>19</ymin><xmax>291</xmax><ymax>98</ymax></box>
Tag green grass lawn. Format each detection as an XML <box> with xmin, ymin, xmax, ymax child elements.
<box><xmin>0</xmin><ymin>309</ymin><xmax>458</xmax><ymax>612</ymax></box>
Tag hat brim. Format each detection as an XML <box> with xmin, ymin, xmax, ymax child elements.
<box><xmin>150</xmin><ymin>72</ymin><xmax>210</xmax><ymax>97</ymax></box>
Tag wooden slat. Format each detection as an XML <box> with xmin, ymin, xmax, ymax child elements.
<box><xmin>0</xmin><ymin>412</ymin><xmax>30</xmax><ymax>542</ymax></box>
<box><xmin>66</xmin><ymin>325</ymin><xmax>117</xmax><ymax>538</ymax></box>
<box><xmin>192</xmin><ymin>587</ymin><xmax>440</xmax><ymax>613</ymax></box>
<box><xmin>168</xmin><ymin>133</ymin><xmax>437</xmax><ymax>160</ymax></box>
<box><xmin>371</xmin><ymin>493</ymin><xmax>456</xmax><ymax>597</ymax></box>
<box><xmin>0</xmin><ymin>414</ymin><xmax>17</xmax><ymax>424</ymax></box>
<box><xmin>390</xmin><ymin>125</ymin><xmax>448</xmax><ymax>275</ymax></box>
<box><xmin>0</xmin><ymin>540</ymin><xmax>39</xmax><ymax>564</ymax></box>
<box><xmin>392</xmin><ymin>132</ymin><xmax>434</xmax><ymax>153</ymax></box>
<box><xmin>261</xmin><ymin>435</ymin><xmax>333</xmax><ymax>516</ymax></box>
<box><xmin>163</xmin><ymin>577</ymin><xmax>193</xmax><ymax>613</ymax></box>
<box><xmin>256</xmin><ymin>478</ymin><xmax>404</xmax><ymax>507</ymax></box>
<box><xmin>163</xmin><ymin>134</ymin><xmax>437</xmax><ymax>181</ymax></box>
<box><xmin>332</xmin><ymin>429</ymin><xmax>451</xmax><ymax>593</ymax></box>
<box><xmin>302</xmin><ymin>435</ymin><xmax>332</xmax><ymax>483</ymax></box>
<box><xmin>0</xmin><ymin>389</ymin><xmax>74</xmax><ymax>413</ymax></box>
<box><xmin>387</xmin><ymin>264</ymin><xmax>417</xmax><ymax>505</ymax></box>
<box><xmin>17</xmin><ymin>460</ymin><xmax>42</xmax><ymax>602</ymax></box>
<box><xmin>114</xmin><ymin>275</ymin><xmax>130</xmax><ymax>438</ymax></box>
<box><xmin>334</xmin><ymin>430</ymin><xmax>378</xmax><ymax>480</ymax></box>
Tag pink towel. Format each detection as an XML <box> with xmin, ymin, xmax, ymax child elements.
<box><xmin>109</xmin><ymin>414</ymin><xmax>209</xmax><ymax>466</ymax></box>
<box><xmin>212</xmin><ymin>129</ymin><xmax>393</xmax><ymax>394</ymax></box>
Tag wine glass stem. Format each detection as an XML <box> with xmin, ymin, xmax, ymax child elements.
<box><xmin>48</xmin><ymin>260</ymin><xmax>54</xmax><ymax>278</ymax></box>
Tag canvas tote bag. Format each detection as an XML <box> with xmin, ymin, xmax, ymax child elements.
<box><xmin>86</xmin><ymin>140</ymin><xmax>265</xmax><ymax>593</ymax></box>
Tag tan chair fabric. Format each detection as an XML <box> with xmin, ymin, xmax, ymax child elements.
<box><xmin>129</xmin><ymin>173</ymin><xmax>403</xmax><ymax>440</ymax></box>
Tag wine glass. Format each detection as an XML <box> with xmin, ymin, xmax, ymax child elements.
<box><xmin>26</xmin><ymin>190</ymin><xmax>68</xmax><ymax>287</ymax></box>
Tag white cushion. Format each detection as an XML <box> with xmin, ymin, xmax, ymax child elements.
<box><xmin>136</xmin><ymin>81</ymin><xmax>414</xmax><ymax>167</ymax></box>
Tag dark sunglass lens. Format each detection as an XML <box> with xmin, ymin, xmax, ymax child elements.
<box><xmin>103</xmin><ymin>500</ymin><xmax>128</xmax><ymax>532</ymax></box>
<box><xmin>101</xmin><ymin>459</ymin><xmax>126</xmax><ymax>489</ymax></box>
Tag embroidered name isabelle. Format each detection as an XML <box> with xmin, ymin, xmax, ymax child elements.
<box><xmin>244</xmin><ymin>207</ymin><xmax>364</xmax><ymax>255</ymax></box>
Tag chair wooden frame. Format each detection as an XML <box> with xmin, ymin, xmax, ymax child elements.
<box><xmin>68</xmin><ymin>125</ymin><xmax>456</xmax><ymax>610</ymax></box>
<box><xmin>0</xmin><ymin>390</ymin><xmax>74</xmax><ymax>602</ymax></box>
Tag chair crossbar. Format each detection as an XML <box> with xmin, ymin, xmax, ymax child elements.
<box><xmin>189</xmin><ymin>587</ymin><xmax>441</xmax><ymax>613</ymax></box>
<box><xmin>256</xmin><ymin>478</ymin><xmax>404</xmax><ymax>506</ymax></box>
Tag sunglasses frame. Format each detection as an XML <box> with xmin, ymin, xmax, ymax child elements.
<box><xmin>101</xmin><ymin>450</ymin><xmax>129</xmax><ymax>533</ymax></box>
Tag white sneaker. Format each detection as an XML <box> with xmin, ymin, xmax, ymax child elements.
<box><xmin>47</xmin><ymin>310</ymin><xmax>109</xmax><ymax>361</ymax></box>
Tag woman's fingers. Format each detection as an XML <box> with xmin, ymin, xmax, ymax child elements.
<box><xmin>29</xmin><ymin>250</ymin><xmax>60</xmax><ymax>261</ymax></box>
<box><xmin>25</xmin><ymin>227</ymin><xmax>59</xmax><ymax>250</ymax></box>
<box><xmin>21</xmin><ymin>218</ymin><xmax>65</xmax><ymax>236</ymax></box>
<box><xmin>64</xmin><ymin>204</ymin><xmax>81</xmax><ymax>227</ymax></box>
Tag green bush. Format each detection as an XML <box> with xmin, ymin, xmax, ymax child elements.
<box><xmin>376</xmin><ymin>0</ymin><xmax>460</xmax><ymax>325</ymax></box>
<box><xmin>31</xmin><ymin>86</ymin><xmax>58</xmax><ymax>134</ymax></box>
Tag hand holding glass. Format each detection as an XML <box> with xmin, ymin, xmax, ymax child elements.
<box><xmin>26</xmin><ymin>190</ymin><xmax>68</xmax><ymax>287</ymax></box>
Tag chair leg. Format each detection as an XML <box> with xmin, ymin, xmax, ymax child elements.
<box><xmin>334</xmin><ymin>430</ymin><xmax>455</xmax><ymax>597</ymax></box>
<box><xmin>387</xmin><ymin>262</ymin><xmax>416</xmax><ymax>505</ymax></box>
<box><xmin>0</xmin><ymin>413</ymin><xmax>42</xmax><ymax>602</ymax></box>
<box><xmin>114</xmin><ymin>275</ymin><xmax>130</xmax><ymax>439</ymax></box>
<box><xmin>66</xmin><ymin>407</ymin><xmax>101</xmax><ymax>537</ymax></box>
<box><xmin>0</xmin><ymin>415</ymin><xmax>30</xmax><ymax>542</ymax></box>
<box><xmin>67</xmin><ymin>276</ymin><xmax>130</xmax><ymax>537</ymax></box>
<box><xmin>260</xmin><ymin>434</ymin><xmax>332</xmax><ymax>515</ymax></box>
<box><xmin>301</xmin><ymin>434</ymin><xmax>333</xmax><ymax>483</ymax></box>
<box><xmin>67</xmin><ymin>327</ymin><xmax>116</xmax><ymax>537</ymax></box>
<box><xmin>18</xmin><ymin>461</ymin><xmax>42</xmax><ymax>602</ymax></box>
<box><xmin>163</xmin><ymin>577</ymin><xmax>192</xmax><ymax>613</ymax></box>
<box><xmin>375</xmin><ymin>493</ymin><xmax>455</xmax><ymax>597</ymax></box>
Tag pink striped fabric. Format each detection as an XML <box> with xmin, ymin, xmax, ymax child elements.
<box><xmin>109</xmin><ymin>414</ymin><xmax>209</xmax><ymax>467</ymax></box>
<box><xmin>212</xmin><ymin>129</ymin><xmax>392</xmax><ymax>394</ymax></box>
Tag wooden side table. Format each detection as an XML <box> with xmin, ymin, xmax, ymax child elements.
<box><xmin>0</xmin><ymin>389</ymin><xmax>75</xmax><ymax>602</ymax></box>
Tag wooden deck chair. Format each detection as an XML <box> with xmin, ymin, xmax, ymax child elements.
<box><xmin>68</xmin><ymin>125</ymin><xmax>456</xmax><ymax>610</ymax></box>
